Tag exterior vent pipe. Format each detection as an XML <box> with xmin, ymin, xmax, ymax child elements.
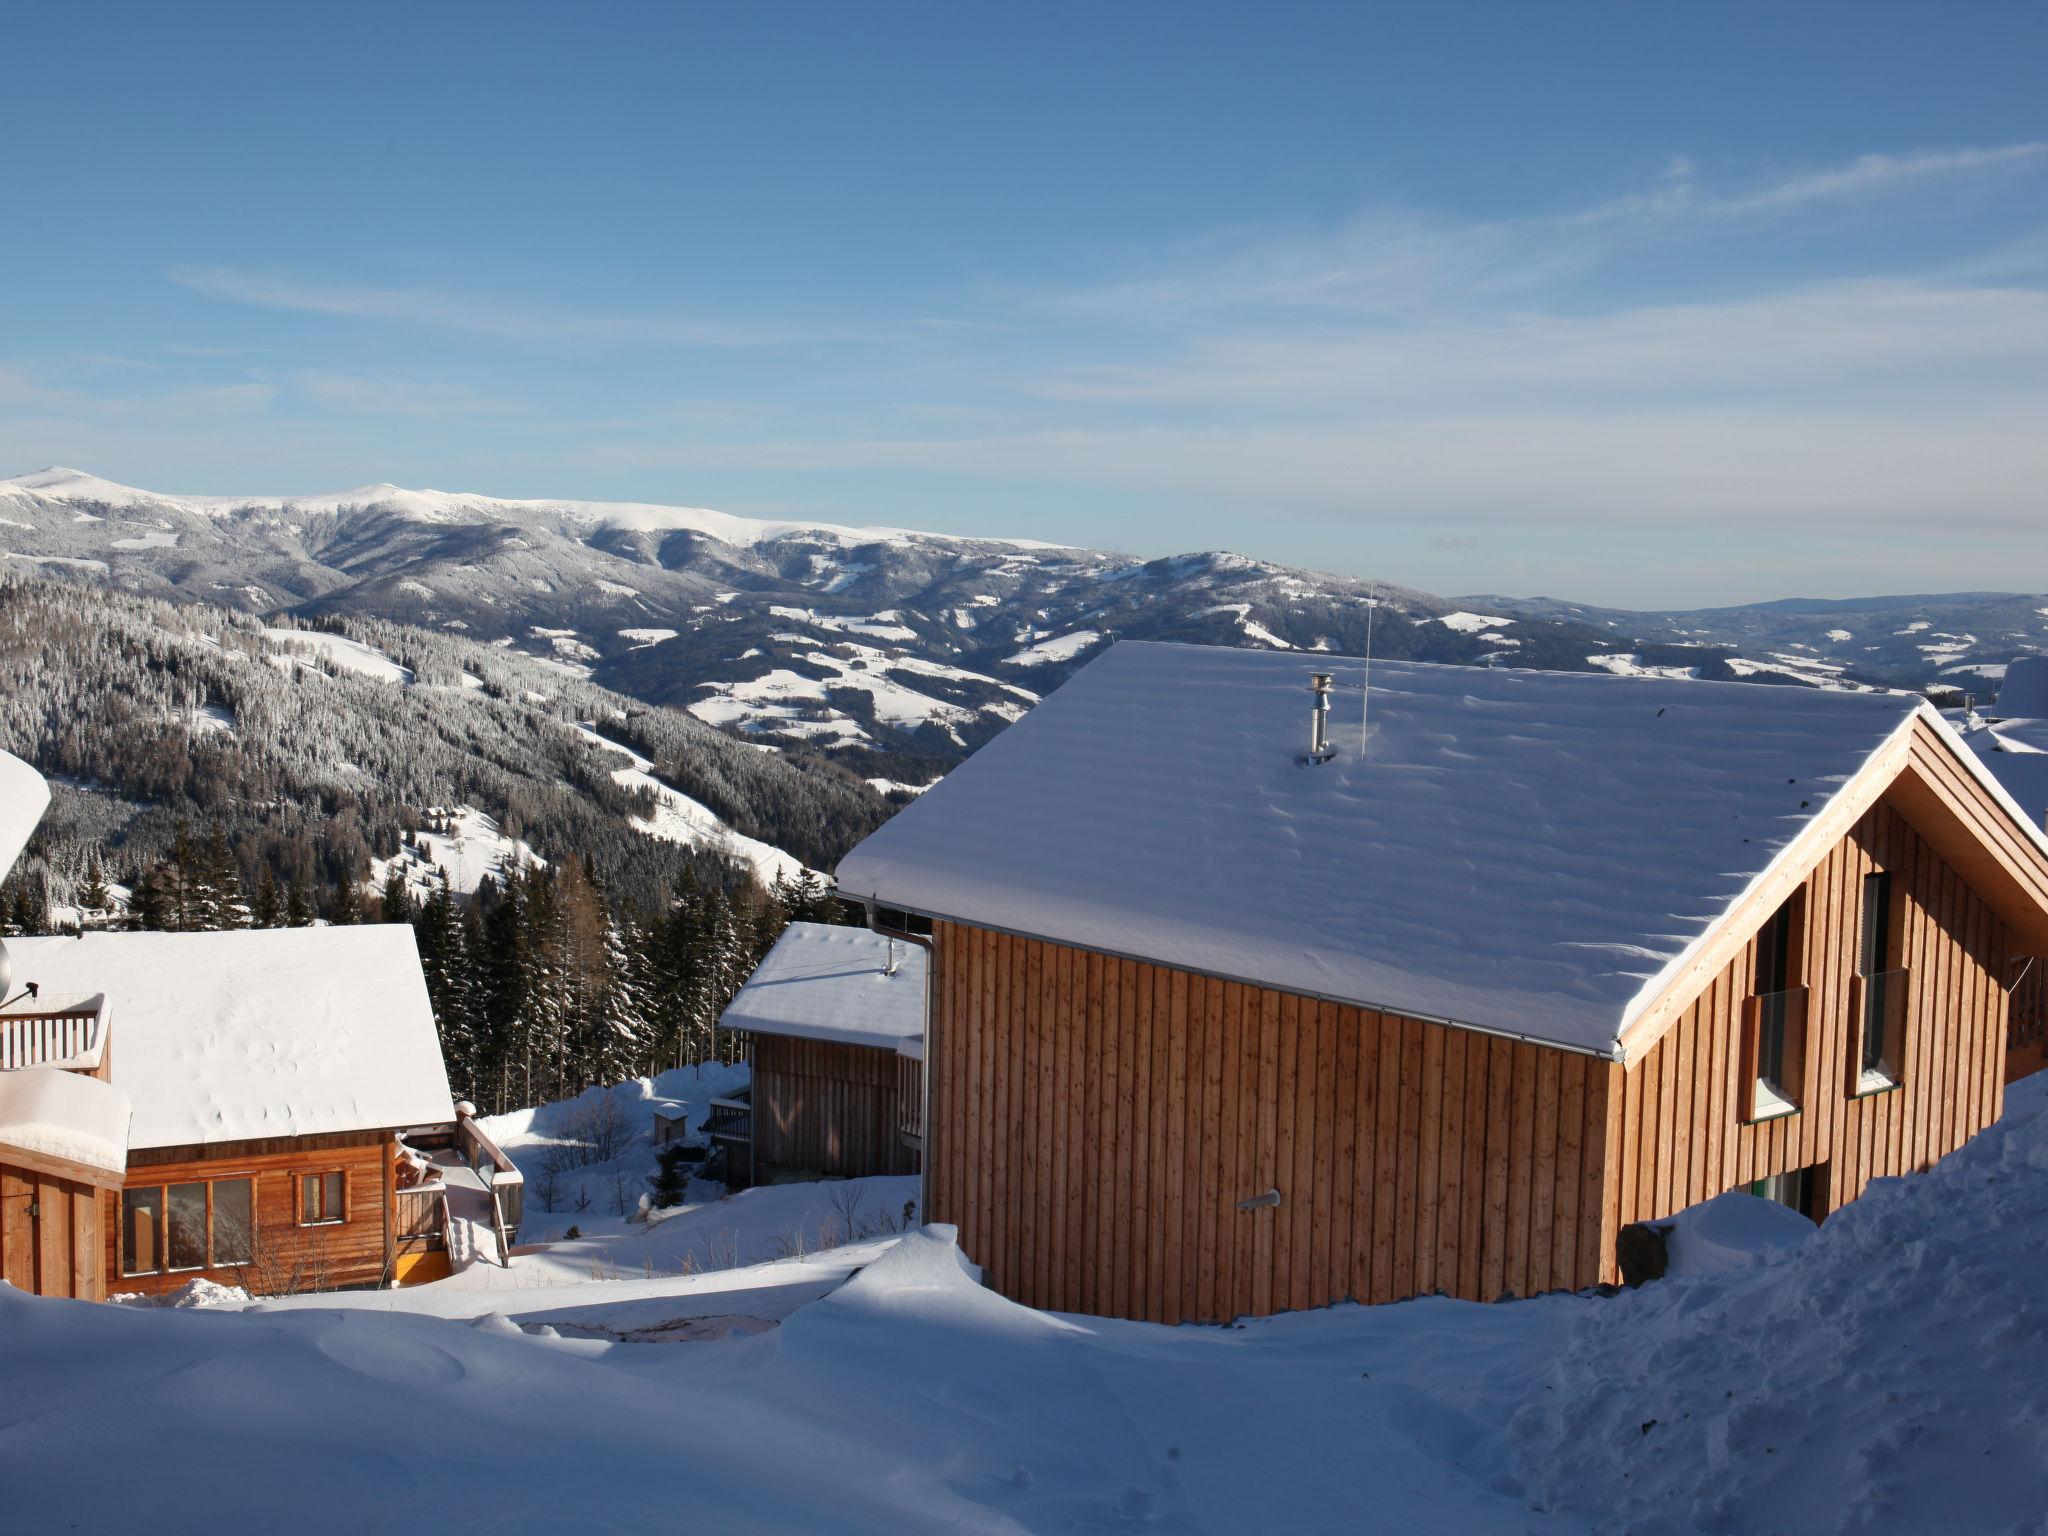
<box><xmin>1300</xmin><ymin>672</ymin><xmax>1337</xmax><ymax>765</ymax></box>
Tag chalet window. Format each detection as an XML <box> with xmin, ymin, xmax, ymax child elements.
<box><xmin>121</xmin><ymin>1187</ymin><xmax>161</xmax><ymax>1277</ymax></box>
<box><xmin>212</xmin><ymin>1178</ymin><xmax>254</xmax><ymax>1266</ymax></box>
<box><xmin>167</xmin><ymin>1182</ymin><xmax>207</xmax><ymax>1271</ymax></box>
<box><xmin>1741</xmin><ymin>895</ymin><xmax>1807</xmax><ymax>1123</ymax></box>
<box><xmin>299</xmin><ymin>1171</ymin><xmax>346</xmax><ymax>1225</ymax></box>
<box><xmin>1851</xmin><ymin>872</ymin><xmax>1908</xmax><ymax>1095</ymax></box>
<box><xmin>121</xmin><ymin>1176</ymin><xmax>256</xmax><ymax>1276</ymax></box>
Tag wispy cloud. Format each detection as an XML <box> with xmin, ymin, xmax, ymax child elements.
<box><xmin>1040</xmin><ymin>142</ymin><xmax>2048</xmax><ymax>318</ymax></box>
<box><xmin>170</xmin><ymin>267</ymin><xmax>887</xmax><ymax>349</ymax></box>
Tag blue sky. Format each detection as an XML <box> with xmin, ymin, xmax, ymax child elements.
<box><xmin>2</xmin><ymin>2</ymin><xmax>2044</xmax><ymax>606</ymax></box>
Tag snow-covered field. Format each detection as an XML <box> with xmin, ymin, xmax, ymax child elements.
<box><xmin>571</xmin><ymin>722</ymin><xmax>805</xmax><ymax>883</ymax></box>
<box><xmin>6</xmin><ymin>1077</ymin><xmax>2046</xmax><ymax>1533</ymax></box>
<box><xmin>367</xmin><ymin>804</ymin><xmax>542</xmax><ymax>898</ymax></box>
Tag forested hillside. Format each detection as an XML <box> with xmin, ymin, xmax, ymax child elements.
<box><xmin>0</xmin><ymin>574</ymin><xmax>891</xmax><ymax>1109</ymax></box>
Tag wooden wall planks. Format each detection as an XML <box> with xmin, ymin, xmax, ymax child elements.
<box><xmin>925</xmin><ymin>790</ymin><xmax>2016</xmax><ymax>1323</ymax></box>
<box><xmin>0</xmin><ymin>1162</ymin><xmax>104</xmax><ymax>1300</ymax></box>
<box><xmin>1617</xmin><ymin>800</ymin><xmax>2010</xmax><ymax>1225</ymax></box>
<box><xmin>928</xmin><ymin>923</ymin><xmax>1613</xmax><ymax>1322</ymax></box>
<box><xmin>752</xmin><ymin>1035</ymin><xmax>919</xmax><ymax>1181</ymax></box>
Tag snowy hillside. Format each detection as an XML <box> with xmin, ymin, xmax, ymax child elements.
<box><xmin>7</xmin><ymin>1072</ymin><xmax>2046</xmax><ymax>1533</ymax></box>
<box><xmin>0</xmin><ymin>578</ymin><xmax>884</xmax><ymax>921</ymax></box>
<box><xmin>31</xmin><ymin>467</ymin><xmax>2037</xmax><ymax>776</ymax></box>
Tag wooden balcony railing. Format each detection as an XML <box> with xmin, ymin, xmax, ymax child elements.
<box><xmin>703</xmin><ymin>1092</ymin><xmax>752</xmax><ymax>1145</ymax></box>
<box><xmin>0</xmin><ymin>996</ymin><xmax>110</xmax><ymax>1076</ymax></box>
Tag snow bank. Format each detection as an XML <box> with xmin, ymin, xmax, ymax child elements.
<box><xmin>0</xmin><ymin>1067</ymin><xmax>130</xmax><ymax>1175</ymax></box>
<box><xmin>1510</xmin><ymin>1076</ymin><xmax>2048</xmax><ymax>1534</ymax></box>
<box><xmin>1660</xmin><ymin>1189</ymin><xmax>1815</xmax><ymax>1277</ymax></box>
<box><xmin>109</xmin><ymin>1276</ymin><xmax>250</xmax><ymax>1309</ymax></box>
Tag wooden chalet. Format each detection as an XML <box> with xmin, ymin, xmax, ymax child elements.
<box><xmin>836</xmin><ymin>642</ymin><xmax>2048</xmax><ymax>1324</ymax></box>
<box><xmin>1</xmin><ymin>750</ymin><xmax>518</xmax><ymax>1300</ymax></box>
<box><xmin>7</xmin><ymin>926</ymin><xmax>525</xmax><ymax>1296</ymax></box>
<box><xmin>711</xmin><ymin>922</ymin><xmax>923</xmax><ymax>1187</ymax></box>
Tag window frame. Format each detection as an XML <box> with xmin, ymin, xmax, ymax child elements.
<box><xmin>1849</xmin><ymin>871</ymin><xmax>1909</xmax><ymax>1098</ymax></box>
<box><xmin>120</xmin><ymin>1174</ymin><xmax>258</xmax><ymax>1278</ymax></box>
<box><xmin>298</xmin><ymin>1169</ymin><xmax>348</xmax><ymax>1227</ymax></box>
<box><xmin>1740</xmin><ymin>894</ymin><xmax>1807</xmax><ymax>1124</ymax></box>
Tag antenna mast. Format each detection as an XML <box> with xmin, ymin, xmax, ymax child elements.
<box><xmin>1361</xmin><ymin>579</ymin><xmax>1378</xmax><ymax>755</ymax></box>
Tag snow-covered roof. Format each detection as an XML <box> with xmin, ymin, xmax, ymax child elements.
<box><xmin>1995</xmin><ymin>655</ymin><xmax>2048</xmax><ymax>720</ymax></box>
<box><xmin>1959</xmin><ymin>713</ymin><xmax>2048</xmax><ymax>832</ymax></box>
<box><xmin>720</xmin><ymin>922</ymin><xmax>925</xmax><ymax>1051</ymax></box>
<box><xmin>0</xmin><ymin>748</ymin><xmax>50</xmax><ymax>876</ymax></box>
<box><xmin>4</xmin><ymin>926</ymin><xmax>455</xmax><ymax>1149</ymax></box>
<box><xmin>0</xmin><ymin>1067</ymin><xmax>131</xmax><ymax>1176</ymax></box>
<box><xmin>836</xmin><ymin>641</ymin><xmax>1929</xmax><ymax>1057</ymax></box>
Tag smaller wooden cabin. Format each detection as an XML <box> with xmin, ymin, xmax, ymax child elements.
<box><xmin>10</xmin><ymin>926</ymin><xmax>466</xmax><ymax>1296</ymax></box>
<box><xmin>716</xmin><ymin>922</ymin><xmax>924</xmax><ymax>1187</ymax></box>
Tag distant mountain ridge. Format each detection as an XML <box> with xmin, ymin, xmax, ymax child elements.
<box><xmin>5</xmin><ymin>467</ymin><xmax>2043</xmax><ymax>773</ymax></box>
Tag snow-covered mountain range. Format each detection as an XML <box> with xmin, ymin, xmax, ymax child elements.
<box><xmin>5</xmin><ymin>468</ymin><xmax>2043</xmax><ymax>768</ymax></box>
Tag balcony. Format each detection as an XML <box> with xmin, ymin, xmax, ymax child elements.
<box><xmin>0</xmin><ymin>993</ymin><xmax>111</xmax><ymax>1079</ymax></box>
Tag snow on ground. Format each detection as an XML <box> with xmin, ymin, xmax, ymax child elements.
<box><xmin>1512</xmin><ymin>1072</ymin><xmax>2048</xmax><ymax>1535</ymax></box>
<box><xmin>571</xmin><ymin>723</ymin><xmax>805</xmax><ymax>882</ymax></box>
<box><xmin>2</xmin><ymin>551</ymin><xmax>110</xmax><ymax>572</ymax></box>
<box><xmin>262</xmin><ymin>626</ymin><xmax>413</xmax><ymax>684</ymax></box>
<box><xmin>9</xmin><ymin>1077</ymin><xmax>2048</xmax><ymax>1532</ymax></box>
<box><xmin>1439</xmin><ymin>610</ymin><xmax>1514</xmax><ymax>633</ymax></box>
<box><xmin>368</xmin><ymin>805</ymin><xmax>542</xmax><ymax>899</ymax></box>
<box><xmin>1585</xmin><ymin>651</ymin><xmax>1700</xmax><ymax>680</ymax></box>
<box><xmin>618</xmin><ymin>626</ymin><xmax>678</xmax><ymax>648</ymax></box>
<box><xmin>1003</xmin><ymin>629</ymin><xmax>1100</xmax><ymax>666</ymax></box>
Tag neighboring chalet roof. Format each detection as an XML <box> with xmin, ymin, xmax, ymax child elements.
<box><xmin>721</xmin><ymin>922</ymin><xmax>925</xmax><ymax>1054</ymax></box>
<box><xmin>837</xmin><ymin>641</ymin><xmax>2048</xmax><ymax>1061</ymax></box>
<box><xmin>0</xmin><ymin>748</ymin><xmax>50</xmax><ymax>877</ymax></box>
<box><xmin>1993</xmin><ymin>655</ymin><xmax>2048</xmax><ymax>720</ymax></box>
<box><xmin>0</xmin><ymin>1066</ymin><xmax>131</xmax><ymax>1179</ymax></box>
<box><xmin>4</xmin><ymin>926</ymin><xmax>455</xmax><ymax>1150</ymax></box>
<box><xmin>1958</xmin><ymin>712</ymin><xmax>2048</xmax><ymax>833</ymax></box>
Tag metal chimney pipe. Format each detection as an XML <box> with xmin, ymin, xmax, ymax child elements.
<box><xmin>1301</xmin><ymin>672</ymin><xmax>1336</xmax><ymax>764</ymax></box>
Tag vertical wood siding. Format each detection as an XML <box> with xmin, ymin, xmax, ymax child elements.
<box><xmin>927</xmin><ymin>794</ymin><xmax>2017</xmax><ymax>1323</ymax></box>
<box><xmin>929</xmin><ymin>921</ymin><xmax>1612</xmax><ymax>1322</ymax></box>
<box><xmin>108</xmin><ymin>1132</ymin><xmax>392</xmax><ymax>1297</ymax></box>
<box><xmin>0</xmin><ymin>1161</ymin><xmax>104</xmax><ymax>1300</ymax></box>
<box><xmin>1616</xmin><ymin>801</ymin><xmax>2011</xmax><ymax>1225</ymax></box>
<box><xmin>753</xmin><ymin>1036</ymin><xmax>919</xmax><ymax>1179</ymax></box>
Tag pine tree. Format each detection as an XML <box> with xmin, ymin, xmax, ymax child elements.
<box><xmin>250</xmin><ymin>868</ymin><xmax>282</xmax><ymax>929</ymax></box>
<box><xmin>193</xmin><ymin>824</ymin><xmax>245</xmax><ymax>929</ymax></box>
<box><xmin>78</xmin><ymin>855</ymin><xmax>111</xmax><ymax>921</ymax></box>
<box><xmin>328</xmin><ymin>875</ymin><xmax>362</xmax><ymax>926</ymax></box>
<box><xmin>285</xmin><ymin>874</ymin><xmax>314</xmax><ymax>927</ymax></box>
<box><xmin>379</xmin><ymin>863</ymin><xmax>414</xmax><ymax>926</ymax></box>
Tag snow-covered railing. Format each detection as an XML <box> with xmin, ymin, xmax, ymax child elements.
<box><xmin>455</xmin><ymin>1108</ymin><xmax>522</xmax><ymax>1246</ymax></box>
<box><xmin>0</xmin><ymin>995</ymin><xmax>110</xmax><ymax>1076</ymax></box>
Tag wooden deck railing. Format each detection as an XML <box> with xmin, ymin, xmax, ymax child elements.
<box><xmin>703</xmin><ymin>1092</ymin><xmax>752</xmax><ymax>1145</ymax></box>
<box><xmin>0</xmin><ymin>1000</ymin><xmax>108</xmax><ymax>1074</ymax></box>
<box><xmin>456</xmin><ymin>1109</ymin><xmax>524</xmax><ymax>1246</ymax></box>
<box><xmin>393</xmin><ymin>1184</ymin><xmax>447</xmax><ymax>1245</ymax></box>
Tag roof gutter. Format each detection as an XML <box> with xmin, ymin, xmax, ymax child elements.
<box><xmin>854</xmin><ymin>899</ymin><xmax>937</xmax><ymax>1219</ymax></box>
